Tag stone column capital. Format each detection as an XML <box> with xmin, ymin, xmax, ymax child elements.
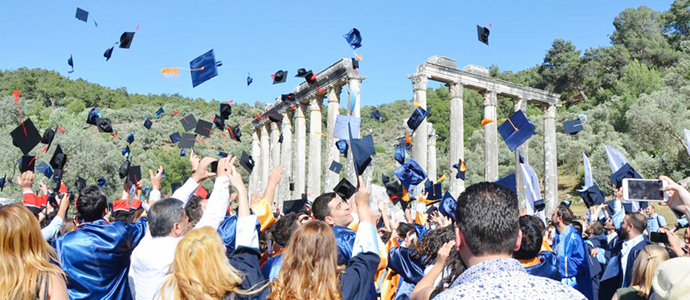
<box><xmin>482</xmin><ymin>90</ymin><xmax>498</xmax><ymax>106</ymax></box>
<box><xmin>408</xmin><ymin>74</ymin><xmax>429</xmax><ymax>91</ymax></box>
<box><xmin>309</xmin><ymin>98</ymin><xmax>323</xmax><ymax>111</ymax></box>
<box><xmin>542</xmin><ymin>104</ymin><xmax>557</xmax><ymax>119</ymax></box>
<box><xmin>449</xmin><ymin>81</ymin><xmax>464</xmax><ymax>97</ymax></box>
<box><xmin>294</xmin><ymin>103</ymin><xmax>307</xmax><ymax>118</ymax></box>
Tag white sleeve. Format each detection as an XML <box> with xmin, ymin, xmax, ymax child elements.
<box><xmin>352</xmin><ymin>221</ymin><xmax>379</xmax><ymax>257</ymax></box>
<box><xmin>195</xmin><ymin>177</ymin><xmax>231</xmax><ymax>230</ymax></box>
<box><xmin>149</xmin><ymin>190</ymin><xmax>161</xmax><ymax>202</ymax></box>
<box><xmin>171</xmin><ymin>177</ymin><xmax>199</xmax><ymax>206</ymax></box>
<box><xmin>41</xmin><ymin>216</ymin><xmax>64</xmax><ymax>241</ymax></box>
<box><xmin>235</xmin><ymin>215</ymin><xmax>259</xmax><ymax>249</ymax></box>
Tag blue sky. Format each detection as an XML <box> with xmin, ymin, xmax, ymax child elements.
<box><xmin>0</xmin><ymin>0</ymin><xmax>674</xmax><ymax>107</ymax></box>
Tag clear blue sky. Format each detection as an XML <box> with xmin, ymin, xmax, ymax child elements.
<box><xmin>0</xmin><ymin>0</ymin><xmax>674</xmax><ymax>107</ymax></box>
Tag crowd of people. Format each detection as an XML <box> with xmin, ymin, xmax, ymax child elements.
<box><xmin>1</xmin><ymin>149</ymin><xmax>690</xmax><ymax>300</ymax></box>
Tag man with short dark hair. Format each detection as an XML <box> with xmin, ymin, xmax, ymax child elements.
<box><xmin>261</xmin><ymin>212</ymin><xmax>301</xmax><ymax>281</ymax></box>
<box><xmin>552</xmin><ymin>205</ymin><xmax>593</xmax><ymax>298</ymax></box>
<box><xmin>313</xmin><ymin>191</ymin><xmax>356</xmax><ymax>264</ymax></box>
<box><xmin>434</xmin><ymin>183</ymin><xmax>585</xmax><ymax>299</ymax></box>
<box><xmin>513</xmin><ymin>215</ymin><xmax>561</xmax><ymax>281</ymax></box>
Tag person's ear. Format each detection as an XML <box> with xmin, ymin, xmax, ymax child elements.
<box><xmin>513</xmin><ymin>229</ymin><xmax>523</xmax><ymax>252</ymax></box>
<box><xmin>454</xmin><ymin>226</ymin><xmax>464</xmax><ymax>252</ymax></box>
<box><xmin>324</xmin><ymin>216</ymin><xmax>335</xmax><ymax>226</ymax></box>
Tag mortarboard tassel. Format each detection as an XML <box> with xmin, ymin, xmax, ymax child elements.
<box><xmin>481</xmin><ymin>118</ymin><xmax>495</xmax><ymax>127</ymax></box>
<box><xmin>161</xmin><ymin>67</ymin><xmax>206</xmax><ymax>78</ymax></box>
<box><xmin>12</xmin><ymin>90</ymin><xmax>27</xmax><ymax>136</ymax></box>
<box><xmin>57</xmin><ymin>126</ymin><xmax>65</xmax><ymax>134</ymax></box>
<box><xmin>405</xmin><ymin>132</ymin><xmax>413</xmax><ymax>146</ymax></box>
<box><xmin>354</xmin><ymin>50</ymin><xmax>363</xmax><ymax>62</ymax></box>
<box><xmin>437</xmin><ymin>174</ymin><xmax>448</xmax><ymax>183</ymax></box>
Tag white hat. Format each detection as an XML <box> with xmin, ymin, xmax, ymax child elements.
<box><xmin>651</xmin><ymin>257</ymin><xmax>690</xmax><ymax>300</ymax></box>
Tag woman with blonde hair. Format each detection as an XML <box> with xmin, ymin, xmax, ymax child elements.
<box><xmin>158</xmin><ymin>160</ymin><xmax>268</xmax><ymax>300</ymax></box>
<box><xmin>0</xmin><ymin>203</ymin><xmax>69</xmax><ymax>300</ymax></box>
<box><xmin>269</xmin><ymin>177</ymin><xmax>380</xmax><ymax>300</ymax></box>
<box><xmin>612</xmin><ymin>245</ymin><xmax>669</xmax><ymax>300</ymax></box>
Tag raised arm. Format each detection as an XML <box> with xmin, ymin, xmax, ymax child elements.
<box><xmin>196</xmin><ymin>157</ymin><xmax>234</xmax><ymax>230</ymax></box>
<box><xmin>261</xmin><ymin>165</ymin><xmax>283</xmax><ymax>206</ymax></box>
<box><xmin>411</xmin><ymin>241</ymin><xmax>454</xmax><ymax>300</ymax></box>
<box><xmin>172</xmin><ymin>156</ymin><xmax>216</xmax><ymax>205</ymax></box>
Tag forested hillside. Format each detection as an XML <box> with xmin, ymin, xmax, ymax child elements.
<box><xmin>1</xmin><ymin>1</ymin><xmax>690</xmax><ymax>202</ymax></box>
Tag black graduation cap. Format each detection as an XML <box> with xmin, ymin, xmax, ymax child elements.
<box><xmin>477</xmin><ymin>25</ymin><xmax>490</xmax><ymax>45</ymax></box>
<box><xmin>119</xmin><ymin>32</ymin><xmax>135</xmax><ymax>49</ymax></box>
<box><xmin>304</xmin><ymin>72</ymin><xmax>317</xmax><ymax>85</ymax></box>
<box><xmin>213</xmin><ymin>115</ymin><xmax>225</xmax><ymax>130</ymax></box>
<box><xmin>195</xmin><ymin>120</ymin><xmax>213</xmax><ymax>137</ymax></box>
<box><xmin>11</xmin><ymin>118</ymin><xmax>42</xmax><ymax>155</ymax></box>
<box><xmin>295</xmin><ymin>68</ymin><xmax>311</xmax><ymax>77</ymax></box>
<box><xmin>178</xmin><ymin>133</ymin><xmax>197</xmax><ymax>149</ymax></box>
<box><xmin>96</xmin><ymin>118</ymin><xmax>113</xmax><ymax>133</ymax></box>
<box><xmin>169</xmin><ymin>132</ymin><xmax>181</xmax><ymax>144</ymax></box>
<box><xmin>104</xmin><ymin>46</ymin><xmax>114</xmax><ymax>61</ymax></box>
<box><xmin>144</xmin><ymin>118</ymin><xmax>153</xmax><ymax>130</ymax></box>
<box><xmin>228</xmin><ymin>125</ymin><xmax>241</xmax><ymax>142</ymax></box>
<box><xmin>351</xmin><ymin>135</ymin><xmax>375</xmax><ymax>176</ymax></box>
<box><xmin>563</xmin><ymin>118</ymin><xmax>584</xmax><ymax>135</ymax></box>
<box><xmin>52</xmin><ymin>169</ymin><xmax>63</xmax><ymax>183</ymax></box>
<box><xmin>533</xmin><ymin>200</ymin><xmax>546</xmax><ymax>212</ymax></box>
<box><xmin>49</xmin><ymin>145</ymin><xmax>67</xmax><ymax>170</ymax></box>
<box><xmin>352</xmin><ymin>57</ymin><xmax>360</xmax><ymax>69</ymax></box>
<box><xmin>268</xmin><ymin>112</ymin><xmax>283</xmax><ymax>123</ymax></box>
<box><xmin>579</xmin><ymin>184</ymin><xmax>606</xmax><ymax>208</ymax></box>
<box><xmin>407</xmin><ymin>107</ymin><xmax>428</xmax><ymax>131</ymax></box>
<box><xmin>273</xmin><ymin>70</ymin><xmax>287</xmax><ymax>84</ymax></box>
<box><xmin>68</xmin><ymin>55</ymin><xmax>74</xmax><ymax>73</ymax></box>
<box><xmin>122</xmin><ymin>145</ymin><xmax>131</xmax><ymax>157</ymax></box>
<box><xmin>240</xmin><ymin>151</ymin><xmax>254</xmax><ymax>173</ymax></box>
<box><xmin>190</xmin><ymin>49</ymin><xmax>220</xmax><ymax>88</ymax></box>
<box><xmin>334</xmin><ymin>178</ymin><xmax>356</xmax><ymax>200</ymax></box>
<box><xmin>382</xmin><ymin>174</ymin><xmax>390</xmax><ymax>185</ymax></box>
<box><xmin>126</xmin><ymin>132</ymin><xmax>135</xmax><ymax>144</ymax></box>
<box><xmin>329</xmin><ymin>161</ymin><xmax>343</xmax><ymax>174</ymax></box>
<box><xmin>281</xmin><ymin>93</ymin><xmax>295</xmax><ymax>102</ymax></box>
<box><xmin>289</xmin><ymin>182</ymin><xmax>295</xmax><ymax>191</ymax></box>
<box><xmin>498</xmin><ymin>110</ymin><xmax>535</xmax><ymax>152</ymax></box>
<box><xmin>609</xmin><ymin>163</ymin><xmax>642</xmax><ymax>189</ymax></box>
<box><xmin>180</xmin><ymin>114</ymin><xmax>198</xmax><ymax>131</ymax></box>
<box><xmin>75</xmin><ymin>8</ymin><xmax>88</xmax><ymax>22</ymax></box>
<box><xmin>283</xmin><ymin>197</ymin><xmax>308</xmax><ymax>215</ymax></box>
<box><xmin>128</xmin><ymin>165</ymin><xmax>142</xmax><ymax>184</ymax></box>
<box><xmin>86</xmin><ymin>107</ymin><xmax>101</xmax><ymax>125</ymax></box>
<box><xmin>343</xmin><ymin>28</ymin><xmax>362</xmax><ymax>50</ymax></box>
<box><xmin>370</xmin><ymin>110</ymin><xmax>382</xmax><ymax>121</ymax></box>
<box><xmin>220</xmin><ymin>103</ymin><xmax>231</xmax><ymax>119</ymax></box>
<box><xmin>19</xmin><ymin>155</ymin><xmax>36</xmax><ymax>173</ymax></box>
<box><xmin>0</xmin><ymin>176</ymin><xmax>5</xmax><ymax>191</ymax></box>
<box><xmin>41</xmin><ymin>128</ymin><xmax>55</xmax><ymax>150</ymax></box>
<box><xmin>75</xmin><ymin>177</ymin><xmax>86</xmax><ymax>192</ymax></box>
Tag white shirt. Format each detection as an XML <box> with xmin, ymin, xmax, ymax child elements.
<box><xmin>41</xmin><ymin>215</ymin><xmax>63</xmax><ymax>242</ymax></box>
<box><xmin>621</xmin><ymin>234</ymin><xmax>645</xmax><ymax>285</ymax></box>
<box><xmin>130</xmin><ymin>177</ymin><xmax>231</xmax><ymax>300</ymax></box>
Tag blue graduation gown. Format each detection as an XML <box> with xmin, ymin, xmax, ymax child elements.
<box><xmin>217</xmin><ymin>215</ymin><xmax>238</xmax><ymax>256</ymax></box>
<box><xmin>599</xmin><ymin>237</ymin><xmax>651</xmax><ymax>300</ymax></box>
<box><xmin>340</xmin><ymin>252</ymin><xmax>381</xmax><ymax>300</ymax></box>
<box><xmin>229</xmin><ymin>246</ymin><xmax>270</xmax><ymax>300</ymax></box>
<box><xmin>333</xmin><ymin>225</ymin><xmax>356</xmax><ymax>265</ymax></box>
<box><xmin>53</xmin><ymin>218</ymin><xmax>147</xmax><ymax>300</ymax></box>
<box><xmin>525</xmin><ymin>251</ymin><xmax>562</xmax><ymax>282</ymax></box>
<box><xmin>555</xmin><ymin>225</ymin><xmax>593</xmax><ymax>299</ymax></box>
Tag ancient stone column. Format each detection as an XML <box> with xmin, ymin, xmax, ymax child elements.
<box><xmin>449</xmin><ymin>82</ymin><xmax>465</xmax><ymax>196</ymax></box>
<box><xmin>514</xmin><ymin>97</ymin><xmax>529</xmax><ymax>209</ymax></box>
<box><xmin>427</xmin><ymin>123</ymin><xmax>437</xmax><ymax>181</ymax></box>
<box><xmin>293</xmin><ymin>103</ymin><xmax>307</xmax><ymax>199</ymax></box>
<box><xmin>543</xmin><ymin>104</ymin><xmax>558</xmax><ymax>217</ymax></box>
<box><xmin>278</xmin><ymin>111</ymin><xmax>293</xmax><ymax>210</ymax></box>
<box><xmin>409</xmin><ymin>74</ymin><xmax>429</xmax><ymax>172</ymax></box>
<box><xmin>260</xmin><ymin>124</ymin><xmax>270</xmax><ymax>192</ymax></box>
<box><xmin>308</xmin><ymin>98</ymin><xmax>323</xmax><ymax>200</ymax></box>
<box><xmin>325</xmin><ymin>86</ymin><xmax>342</xmax><ymax>189</ymax></box>
<box><xmin>270</xmin><ymin>122</ymin><xmax>280</xmax><ymax>170</ymax></box>
<box><xmin>483</xmin><ymin>90</ymin><xmax>499</xmax><ymax>181</ymax></box>
<box><xmin>250</xmin><ymin>129</ymin><xmax>261</xmax><ymax>197</ymax></box>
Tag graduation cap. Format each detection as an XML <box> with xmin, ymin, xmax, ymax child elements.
<box><xmin>304</xmin><ymin>72</ymin><xmax>317</xmax><ymax>85</ymax></box>
<box><xmin>495</xmin><ymin>173</ymin><xmax>517</xmax><ymax>194</ymax></box>
<box><xmin>247</xmin><ymin>74</ymin><xmax>253</xmax><ymax>86</ymax></box>
<box><xmin>336</xmin><ymin>140</ymin><xmax>348</xmax><ymax>156</ymax></box>
<box><xmin>452</xmin><ymin>159</ymin><xmax>467</xmax><ymax>180</ymax></box>
<box><xmin>560</xmin><ymin>200</ymin><xmax>572</xmax><ymax>208</ymax></box>
<box><xmin>96</xmin><ymin>118</ymin><xmax>113</xmax><ymax>133</ymax></box>
<box><xmin>217</xmin><ymin>151</ymin><xmax>228</xmax><ymax>158</ymax></box>
<box><xmin>394</xmin><ymin>158</ymin><xmax>428</xmax><ymax>191</ymax></box>
<box><xmin>75</xmin><ymin>177</ymin><xmax>86</xmax><ymax>192</ymax></box>
<box><xmin>533</xmin><ymin>200</ymin><xmax>546</xmax><ymax>212</ymax></box>
<box><xmin>427</xmin><ymin>181</ymin><xmax>443</xmax><ymax>201</ymax></box>
<box><xmin>195</xmin><ymin>120</ymin><xmax>213</xmax><ymax>137</ymax></box>
<box><xmin>122</xmin><ymin>146</ymin><xmax>131</xmax><ymax>157</ymax></box>
<box><xmin>609</xmin><ymin>163</ymin><xmax>642</xmax><ymax>189</ymax></box>
<box><xmin>407</xmin><ymin>106</ymin><xmax>428</xmax><ymax>131</ymax></box>
<box><xmin>96</xmin><ymin>177</ymin><xmax>107</xmax><ymax>189</ymax></box>
<box><xmin>41</xmin><ymin>128</ymin><xmax>56</xmax><ymax>150</ymax></box>
<box><xmin>343</xmin><ymin>28</ymin><xmax>362</xmax><ymax>49</ymax></box>
<box><xmin>283</xmin><ymin>196</ymin><xmax>308</xmax><ymax>215</ymax></box>
<box><xmin>295</xmin><ymin>68</ymin><xmax>311</xmax><ymax>77</ymax></box>
<box><xmin>334</xmin><ymin>115</ymin><xmax>361</xmax><ymax>140</ymax></box>
<box><xmin>240</xmin><ymin>151</ymin><xmax>255</xmax><ymax>173</ymax></box>
<box><xmin>180</xmin><ymin>114</ymin><xmax>198</xmax><ymax>131</ymax></box>
<box><xmin>563</xmin><ymin>118</ymin><xmax>584</xmax><ymax>135</ymax></box>
<box><xmin>11</xmin><ymin>118</ymin><xmax>42</xmax><ymax>155</ymax></box>
<box><xmin>370</xmin><ymin>110</ymin><xmax>382</xmax><ymax>121</ymax></box>
<box><xmin>220</xmin><ymin>103</ymin><xmax>231</xmax><ymax>119</ymax></box>
<box><xmin>169</xmin><ymin>132</ymin><xmax>181</xmax><ymax>144</ymax></box>
<box><xmin>278</xmin><ymin>133</ymin><xmax>284</xmax><ymax>143</ymax></box>
<box><xmin>178</xmin><ymin>133</ymin><xmax>197</xmax><ymax>149</ymax></box>
<box><xmin>19</xmin><ymin>155</ymin><xmax>36</xmax><ymax>173</ymax></box>
<box><xmin>0</xmin><ymin>176</ymin><xmax>5</xmax><ymax>191</ymax></box>
<box><xmin>104</xmin><ymin>46</ymin><xmax>114</xmax><ymax>61</ymax></box>
<box><xmin>119</xmin><ymin>32</ymin><xmax>135</xmax><ymax>49</ymax></box>
<box><xmin>228</xmin><ymin>125</ymin><xmax>241</xmax><ymax>142</ymax></box>
<box><xmin>49</xmin><ymin>145</ymin><xmax>67</xmax><ymax>170</ymax></box>
<box><xmin>289</xmin><ymin>182</ymin><xmax>295</xmax><ymax>191</ymax></box>
<box><xmin>439</xmin><ymin>191</ymin><xmax>457</xmax><ymax>222</ymax></box>
<box><xmin>126</xmin><ymin>132</ymin><xmax>135</xmax><ymax>144</ymax></box>
<box><xmin>498</xmin><ymin>110</ymin><xmax>535</xmax><ymax>152</ymax></box>
<box><xmin>190</xmin><ymin>49</ymin><xmax>221</xmax><ymax>88</ymax></box>
<box><xmin>352</xmin><ymin>57</ymin><xmax>360</xmax><ymax>69</ymax></box>
<box><xmin>329</xmin><ymin>161</ymin><xmax>343</xmax><ymax>174</ymax></box>
<box><xmin>382</xmin><ymin>174</ymin><xmax>390</xmax><ymax>185</ymax></box>
<box><xmin>87</xmin><ymin>107</ymin><xmax>101</xmax><ymax>125</ymax></box>
<box><xmin>155</xmin><ymin>107</ymin><xmax>165</xmax><ymax>118</ymax></box>
<box><xmin>144</xmin><ymin>118</ymin><xmax>153</xmax><ymax>130</ymax></box>
<box><xmin>213</xmin><ymin>115</ymin><xmax>225</xmax><ymax>130</ymax></box>
<box><xmin>268</xmin><ymin>113</ymin><xmax>283</xmax><ymax>123</ymax></box>
<box><xmin>579</xmin><ymin>184</ymin><xmax>606</xmax><ymax>208</ymax></box>
<box><xmin>281</xmin><ymin>93</ymin><xmax>295</xmax><ymax>102</ymax></box>
<box><xmin>75</xmin><ymin>7</ymin><xmax>88</xmax><ymax>22</ymax></box>
<box><xmin>52</xmin><ymin>169</ymin><xmax>64</xmax><ymax>184</ymax></box>
<box><xmin>128</xmin><ymin>166</ymin><xmax>142</xmax><ymax>184</ymax></box>
<box><xmin>334</xmin><ymin>178</ymin><xmax>356</xmax><ymax>200</ymax></box>
<box><xmin>477</xmin><ymin>25</ymin><xmax>490</xmax><ymax>45</ymax></box>
<box><xmin>68</xmin><ymin>55</ymin><xmax>74</xmax><ymax>73</ymax></box>
<box><xmin>394</xmin><ymin>144</ymin><xmax>406</xmax><ymax>164</ymax></box>
<box><xmin>180</xmin><ymin>149</ymin><xmax>186</xmax><ymax>156</ymax></box>
<box><xmin>351</xmin><ymin>135</ymin><xmax>375</xmax><ymax>176</ymax></box>
<box><xmin>272</xmin><ymin>70</ymin><xmax>287</xmax><ymax>84</ymax></box>
<box><xmin>36</xmin><ymin>162</ymin><xmax>53</xmax><ymax>178</ymax></box>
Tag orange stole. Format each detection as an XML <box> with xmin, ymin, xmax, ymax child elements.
<box><xmin>251</xmin><ymin>197</ymin><xmax>276</xmax><ymax>232</ymax></box>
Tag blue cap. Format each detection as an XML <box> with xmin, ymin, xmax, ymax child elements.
<box><xmin>579</xmin><ymin>184</ymin><xmax>606</xmax><ymax>208</ymax></box>
<box><xmin>498</xmin><ymin>110</ymin><xmax>535</xmax><ymax>152</ymax></box>
<box><xmin>351</xmin><ymin>135</ymin><xmax>375</xmax><ymax>176</ymax></box>
<box><xmin>426</xmin><ymin>180</ymin><xmax>443</xmax><ymax>201</ymax></box>
<box><xmin>247</xmin><ymin>74</ymin><xmax>253</xmax><ymax>86</ymax></box>
<box><xmin>180</xmin><ymin>149</ymin><xmax>186</xmax><ymax>156</ymax></box>
<box><xmin>452</xmin><ymin>159</ymin><xmax>467</xmax><ymax>180</ymax></box>
<box><xmin>329</xmin><ymin>161</ymin><xmax>343</xmax><ymax>174</ymax></box>
<box><xmin>190</xmin><ymin>49</ymin><xmax>220</xmax><ymax>88</ymax></box>
<box><xmin>407</xmin><ymin>107</ymin><xmax>428</xmax><ymax>131</ymax></box>
<box><xmin>563</xmin><ymin>118</ymin><xmax>583</xmax><ymax>135</ymax></box>
<box><xmin>533</xmin><ymin>200</ymin><xmax>545</xmax><ymax>212</ymax></box>
<box><xmin>336</xmin><ymin>140</ymin><xmax>348</xmax><ymax>156</ymax></box>
<box><xmin>155</xmin><ymin>107</ymin><xmax>165</xmax><ymax>118</ymax></box>
<box><xmin>371</xmin><ymin>109</ymin><xmax>381</xmax><ymax>121</ymax></box>
<box><xmin>180</xmin><ymin>114</ymin><xmax>198</xmax><ymax>132</ymax></box>
<box><xmin>126</xmin><ymin>132</ymin><xmax>135</xmax><ymax>144</ymax></box>
<box><xmin>394</xmin><ymin>144</ymin><xmax>406</xmax><ymax>164</ymax></box>
<box><xmin>440</xmin><ymin>191</ymin><xmax>457</xmax><ymax>222</ymax></box>
<box><xmin>495</xmin><ymin>173</ymin><xmax>517</xmax><ymax>194</ymax></box>
<box><xmin>477</xmin><ymin>25</ymin><xmax>490</xmax><ymax>45</ymax></box>
<box><xmin>75</xmin><ymin>8</ymin><xmax>88</xmax><ymax>22</ymax></box>
<box><xmin>97</xmin><ymin>177</ymin><xmax>107</xmax><ymax>189</ymax></box>
<box><xmin>334</xmin><ymin>115</ymin><xmax>361</xmax><ymax>140</ymax></box>
<box><xmin>86</xmin><ymin>107</ymin><xmax>101</xmax><ymax>125</ymax></box>
<box><xmin>609</xmin><ymin>163</ymin><xmax>642</xmax><ymax>189</ymax></box>
<box><xmin>343</xmin><ymin>28</ymin><xmax>362</xmax><ymax>50</ymax></box>
<box><xmin>394</xmin><ymin>158</ymin><xmax>428</xmax><ymax>191</ymax></box>
<box><xmin>169</xmin><ymin>132</ymin><xmax>181</xmax><ymax>144</ymax></box>
<box><xmin>122</xmin><ymin>146</ymin><xmax>130</xmax><ymax>157</ymax></box>
<box><xmin>36</xmin><ymin>161</ymin><xmax>53</xmax><ymax>178</ymax></box>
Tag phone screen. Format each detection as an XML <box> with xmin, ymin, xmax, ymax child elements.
<box><xmin>626</xmin><ymin>179</ymin><xmax>664</xmax><ymax>201</ymax></box>
<box><xmin>210</xmin><ymin>161</ymin><xmax>218</xmax><ymax>173</ymax></box>
<box><xmin>649</xmin><ymin>232</ymin><xmax>669</xmax><ymax>243</ymax></box>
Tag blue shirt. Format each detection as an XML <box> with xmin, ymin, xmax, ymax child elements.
<box><xmin>433</xmin><ymin>258</ymin><xmax>585</xmax><ymax>300</ymax></box>
<box><xmin>646</xmin><ymin>214</ymin><xmax>666</xmax><ymax>233</ymax></box>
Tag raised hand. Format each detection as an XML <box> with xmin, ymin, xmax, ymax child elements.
<box><xmin>149</xmin><ymin>166</ymin><xmax>164</xmax><ymax>191</ymax></box>
<box><xmin>660</xmin><ymin>175</ymin><xmax>690</xmax><ymax>217</ymax></box>
<box><xmin>191</xmin><ymin>157</ymin><xmax>218</xmax><ymax>183</ymax></box>
<box><xmin>189</xmin><ymin>149</ymin><xmax>200</xmax><ymax>171</ymax></box>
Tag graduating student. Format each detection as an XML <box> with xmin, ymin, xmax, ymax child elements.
<box><xmin>514</xmin><ymin>215</ymin><xmax>561</xmax><ymax>281</ymax></box>
<box><xmin>551</xmin><ymin>204</ymin><xmax>594</xmax><ymax>299</ymax></box>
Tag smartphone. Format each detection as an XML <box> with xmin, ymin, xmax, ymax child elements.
<box><xmin>649</xmin><ymin>232</ymin><xmax>669</xmax><ymax>244</ymax></box>
<box><xmin>210</xmin><ymin>161</ymin><xmax>218</xmax><ymax>173</ymax></box>
<box><xmin>622</xmin><ymin>179</ymin><xmax>668</xmax><ymax>202</ymax></box>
